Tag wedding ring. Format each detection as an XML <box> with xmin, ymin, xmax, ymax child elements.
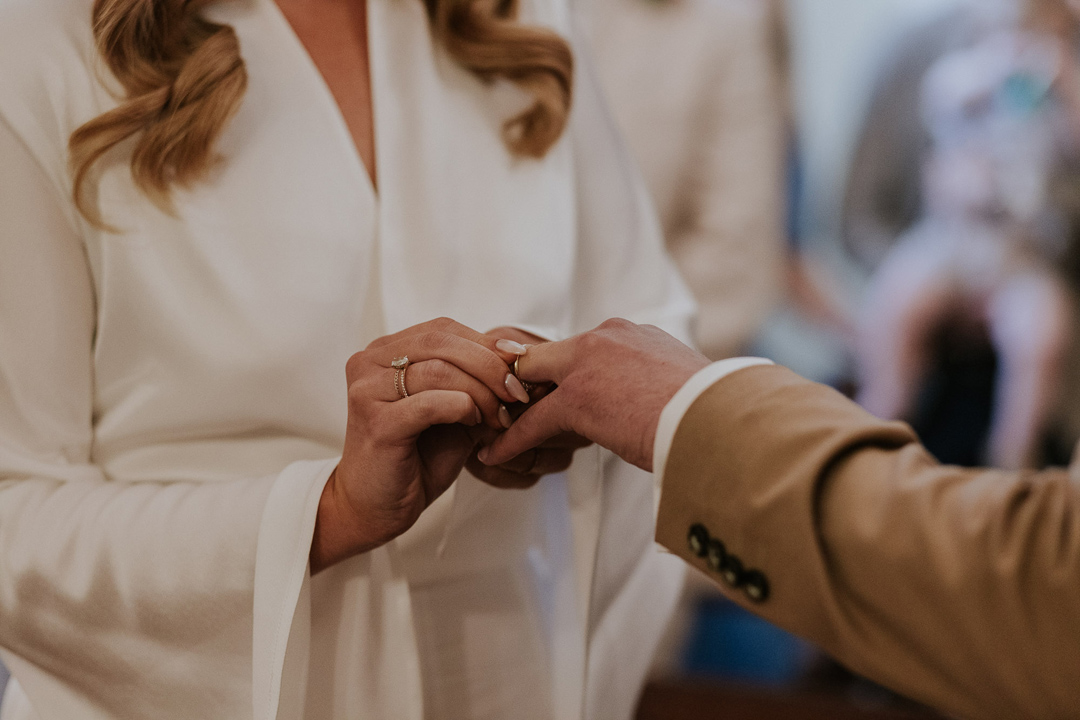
<box><xmin>513</xmin><ymin>356</ymin><xmax>535</xmax><ymax>393</ymax></box>
<box><xmin>392</xmin><ymin>357</ymin><xmax>410</xmax><ymax>399</ymax></box>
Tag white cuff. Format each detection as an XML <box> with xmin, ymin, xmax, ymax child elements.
<box><xmin>652</xmin><ymin>358</ymin><xmax>774</xmax><ymax>519</ymax></box>
<box><xmin>252</xmin><ymin>457</ymin><xmax>338</xmax><ymax>720</ymax></box>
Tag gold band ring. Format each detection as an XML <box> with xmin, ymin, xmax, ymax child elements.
<box><xmin>513</xmin><ymin>356</ymin><xmax>535</xmax><ymax>393</ymax></box>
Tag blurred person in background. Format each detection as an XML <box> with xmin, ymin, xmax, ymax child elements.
<box><xmin>855</xmin><ymin>0</ymin><xmax>1080</xmax><ymax>469</ymax></box>
<box><xmin>590</xmin><ymin>0</ymin><xmax>788</xmax><ymax>360</ymax></box>
<box><xmin>842</xmin><ymin>1</ymin><xmax>986</xmax><ymax>269</ymax></box>
<box><xmin>0</xmin><ymin>0</ymin><xmax>693</xmax><ymax>718</ymax></box>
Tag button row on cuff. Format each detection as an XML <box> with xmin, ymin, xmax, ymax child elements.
<box><xmin>687</xmin><ymin>524</ymin><xmax>769</xmax><ymax>604</ymax></box>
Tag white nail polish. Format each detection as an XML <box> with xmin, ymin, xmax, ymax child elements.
<box><xmin>498</xmin><ymin>405</ymin><xmax>513</xmax><ymax>429</ymax></box>
<box><xmin>506</xmin><ymin>374</ymin><xmax>530</xmax><ymax>404</ymax></box>
<box><xmin>496</xmin><ymin>339</ymin><xmax>528</xmax><ymax>355</ymax></box>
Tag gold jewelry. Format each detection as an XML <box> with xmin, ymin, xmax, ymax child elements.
<box><xmin>512</xmin><ymin>356</ymin><xmax>534</xmax><ymax>393</ymax></box>
<box><xmin>392</xmin><ymin>357</ymin><xmax>410</xmax><ymax>399</ymax></box>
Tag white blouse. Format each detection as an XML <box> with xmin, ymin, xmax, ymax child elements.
<box><xmin>0</xmin><ymin>0</ymin><xmax>694</xmax><ymax>718</ymax></box>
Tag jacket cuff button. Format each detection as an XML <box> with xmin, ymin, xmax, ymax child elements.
<box><xmin>706</xmin><ymin>539</ymin><xmax>726</xmax><ymax>572</ymax></box>
<box><xmin>688</xmin><ymin>524</ymin><xmax>709</xmax><ymax>557</ymax></box>
<box><xmin>720</xmin><ymin>555</ymin><xmax>744</xmax><ymax>588</ymax></box>
<box><xmin>743</xmin><ymin>570</ymin><xmax>770</xmax><ymax>603</ymax></box>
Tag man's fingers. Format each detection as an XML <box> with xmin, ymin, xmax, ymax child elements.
<box><xmin>479</xmin><ymin>392</ymin><xmax>569</xmax><ymax>465</ymax></box>
<box><xmin>511</xmin><ymin>340</ymin><xmax>574</xmax><ymax>386</ymax></box>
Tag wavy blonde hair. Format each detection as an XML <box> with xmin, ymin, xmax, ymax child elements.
<box><xmin>70</xmin><ymin>0</ymin><xmax>574</xmax><ymax>227</ymax></box>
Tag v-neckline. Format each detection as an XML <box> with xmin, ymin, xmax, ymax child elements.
<box><xmin>262</xmin><ymin>0</ymin><xmax>380</xmax><ymax>201</ymax></box>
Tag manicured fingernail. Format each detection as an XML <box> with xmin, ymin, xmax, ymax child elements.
<box><xmin>496</xmin><ymin>339</ymin><xmax>528</xmax><ymax>355</ymax></box>
<box><xmin>498</xmin><ymin>404</ymin><xmax>513</xmax><ymax>429</ymax></box>
<box><xmin>478</xmin><ymin>446</ymin><xmax>492</xmax><ymax>464</ymax></box>
<box><xmin>506</xmin><ymin>373</ymin><xmax>530</xmax><ymax>404</ymax></box>
<box><xmin>474</xmin><ymin>407</ymin><xmax>483</xmax><ymax>425</ymax></box>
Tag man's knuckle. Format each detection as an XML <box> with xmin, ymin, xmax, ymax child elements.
<box><xmin>576</xmin><ymin>332</ymin><xmax>600</xmax><ymax>355</ymax></box>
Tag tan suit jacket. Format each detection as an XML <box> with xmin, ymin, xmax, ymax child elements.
<box><xmin>656</xmin><ymin>365</ymin><xmax>1080</xmax><ymax>720</ymax></box>
<box><xmin>591</xmin><ymin>0</ymin><xmax>787</xmax><ymax>359</ymax></box>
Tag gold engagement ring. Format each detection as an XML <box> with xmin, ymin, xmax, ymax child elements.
<box><xmin>392</xmin><ymin>356</ymin><xmax>410</xmax><ymax>399</ymax></box>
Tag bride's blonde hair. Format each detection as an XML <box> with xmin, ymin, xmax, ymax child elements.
<box><xmin>70</xmin><ymin>0</ymin><xmax>573</xmax><ymax>227</ymax></box>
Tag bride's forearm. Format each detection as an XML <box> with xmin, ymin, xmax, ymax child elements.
<box><xmin>309</xmin><ymin>468</ymin><xmax>389</xmax><ymax>574</ymax></box>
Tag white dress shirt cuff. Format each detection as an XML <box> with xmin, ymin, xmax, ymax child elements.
<box><xmin>652</xmin><ymin>358</ymin><xmax>774</xmax><ymax>520</ymax></box>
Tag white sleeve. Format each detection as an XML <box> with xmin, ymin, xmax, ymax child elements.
<box><xmin>0</xmin><ymin>117</ymin><xmax>332</xmax><ymax>720</ymax></box>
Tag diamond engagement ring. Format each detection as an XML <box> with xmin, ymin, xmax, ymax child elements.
<box><xmin>392</xmin><ymin>356</ymin><xmax>410</xmax><ymax>399</ymax></box>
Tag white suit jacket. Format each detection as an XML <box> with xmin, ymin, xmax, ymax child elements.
<box><xmin>0</xmin><ymin>0</ymin><xmax>694</xmax><ymax>717</ymax></box>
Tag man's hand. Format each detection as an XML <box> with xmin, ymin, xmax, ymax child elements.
<box><xmin>466</xmin><ymin>326</ymin><xmax>592</xmax><ymax>490</ymax></box>
<box><xmin>479</xmin><ymin>319</ymin><xmax>710</xmax><ymax>471</ymax></box>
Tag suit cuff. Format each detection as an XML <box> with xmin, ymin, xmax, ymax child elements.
<box><xmin>652</xmin><ymin>358</ymin><xmax>774</xmax><ymax>515</ymax></box>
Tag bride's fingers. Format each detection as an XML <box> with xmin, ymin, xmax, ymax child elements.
<box><xmin>465</xmin><ymin>448</ymin><xmax>575</xmax><ymax>489</ymax></box>
<box><xmin>366</xmin><ymin>317</ymin><xmax>525</xmax><ymax>365</ymax></box>
<box><xmin>372</xmin><ymin>359</ymin><xmax>509</xmax><ymax>429</ymax></box>
<box><xmin>366</xmin><ymin>317</ymin><xmax>485</xmax><ymax>350</ymax></box>
<box><xmin>382</xmin><ymin>390</ymin><xmax>483</xmax><ymax>439</ymax></box>
<box><xmin>501</xmin><ymin>447</ymin><xmax>575</xmax><ymax>476</ymax></box>
<box><xmin>362</xmin><ymin>332</ymin><xmax>529</xmax><ymax>405</ymax></box>
<box><xmin>465</xmin><ymin>456</ymin><xmax>541</xmax><ymax>490</ymax></box>
<box><xmin>535</xmin><ymin>433</ymin><xmax>593</xmax><ymax>451</ymax></box>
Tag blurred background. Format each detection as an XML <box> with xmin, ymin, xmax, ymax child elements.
<box><xmin>601</xmin><ymin>0</ymin><xmax>1080</xmax><ymax>716</ymax></box>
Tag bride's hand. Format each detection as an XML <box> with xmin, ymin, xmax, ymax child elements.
<box><xmin>311</xmin><ymin>319</ymin><xmax>531</xmax><ymax>573</ymax></box>
<box><xmin>464</xmin><ymin>327</ymin><xmax>594</xmax><ymax>490</ymax></box>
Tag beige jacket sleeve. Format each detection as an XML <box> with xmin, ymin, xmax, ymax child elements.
<box><xmin>656</xmin><ymin>365</ymin><xmax>1080</xmax><ymax>720</ymax></box>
